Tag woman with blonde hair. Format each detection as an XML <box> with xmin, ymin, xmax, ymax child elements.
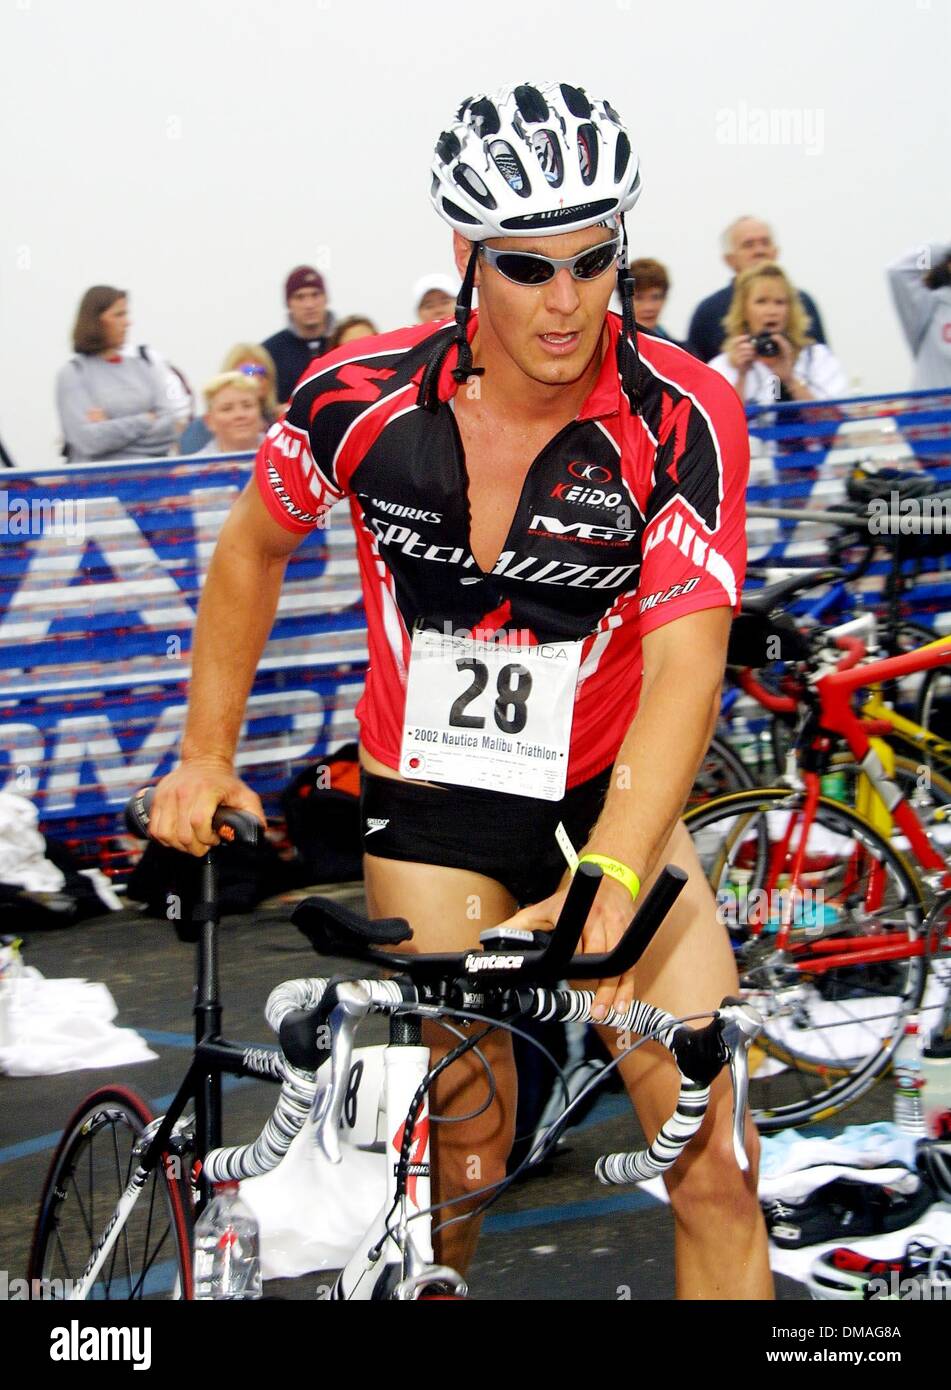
<box><xmin>179</xmin><ymin>343</ymin><xmax>278</xmax><ymax>453</ymax></box>
<box><xmin>709</xmin><ymin>262</ymin><xmax>846</xmax><ymax>404</ymax></box>
<box><xmin>187</xmin><ymin>371</ymin><xmax>266</xmax><ymax>456</ymax></box>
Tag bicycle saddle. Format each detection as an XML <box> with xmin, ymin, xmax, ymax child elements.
<box><xmin>740</xmin><ymin>567</ymin><xmax>844</xmax><ymax>617</ymax></box>
<box><xmin>292</xmin><ymin>896</ymin><xmax>413</xmax><ymax>956</ymax></box>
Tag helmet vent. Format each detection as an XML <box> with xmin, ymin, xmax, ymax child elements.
<box><xmin>500</xmin><ymin>197</ymin><xmax>617</xmax><ymax>231</ymax></box>
<box><xmin>467</xmin><ymin>97</ymin><xmax>501</xmax><ymax>137</ymax></box>
<box><xmin>514</xmin><ymin>84</ymin><xmax>549</xmax><ymax>123</ymax></box>
<box><xmin>453</xmin><ymin>163</ymin><xmax>497</xmax><ymax>209</ymax></box>
<box><xmin>440</xmin><ymin>196</ymin><xmax>481</xmax><ymax>226</ymax></box>
<box><xmin>614</xmin><ymin>131</ymin><xmax>631</xmax><ymax>183</ymax></box>
<box><xmin>577</xmin><ymin>123</ymin><xmax>598</xmax><ymax>185</ymax></box>
<box><xmin>531</xmin><ymin>129</ymin><xmax>563</xmax><ymax>187</ymax></box>
<box><xmin>559</xmin><ymin>83</ymin><xmax>591</xmax><ymax>118</ymax></box>
<box><xmin>436</xmin><ymin>130</ymin><xmax>462</xmax><ymax>164</ymax></box>
<box><xmin>489</xmin><ymin>140</ymin><xmax>531</xmax><ymax>197</ymax></box>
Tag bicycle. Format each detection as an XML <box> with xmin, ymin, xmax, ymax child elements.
<box><xmin>28</xmin><ymin>789</ymin><xmax>763</xmax><ymax>1300</ymax></box>
<box><xmin>684</xmin><ymin>622</ymin><xmax>951</xmax><ymax>1132</ymax></box>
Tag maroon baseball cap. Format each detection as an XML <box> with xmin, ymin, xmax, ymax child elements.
<box><xmin>285</xmin><ymin>266</ymin><xmax>326</xmax><ymax>301</ymax></box>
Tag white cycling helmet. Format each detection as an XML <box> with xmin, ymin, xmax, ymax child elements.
<box><xmin>430</xmin><ymin>81</ymin><xmax>641</xmax><ymax>240</ymax></box>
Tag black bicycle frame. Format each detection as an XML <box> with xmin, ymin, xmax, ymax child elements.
<box><xmin>134</xmin><ymin>849</ymin><xmax>280</xmax><ymax>1212</ymax></box>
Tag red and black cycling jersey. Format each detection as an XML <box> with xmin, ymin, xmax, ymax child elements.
<box><xmin>255</xmin><ymin>312</ymin><xmax>749</xmax><ymax>787</ymax></box>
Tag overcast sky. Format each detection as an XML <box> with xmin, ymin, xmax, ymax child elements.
<box><xmin>1</xmin><ymin>0</ymin><xmax>949</xmax><ymax>466</ymax></box>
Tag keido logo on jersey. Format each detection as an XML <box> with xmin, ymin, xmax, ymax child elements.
<box><xmin>550</xmin><ymin>482</ymin><xmax>623</xmax><ymax>508</ymax></box>
<box><xmin>568</xmin><ymin>461</ymin><xmax>613</xmax><ymax>483</ymax></box>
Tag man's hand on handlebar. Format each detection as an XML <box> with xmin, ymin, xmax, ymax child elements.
<box><xmin>499</xmin><ymin>875</ymin><xmax>638</xmax><ymax>1021</ymax></box>
<box><xmin>147</xmin><ymin>755</ymin><xmax>265</xmax><ymax>856</ymax></box>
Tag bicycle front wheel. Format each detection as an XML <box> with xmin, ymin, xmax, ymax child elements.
<box><xmin>684</xmin><ymin>788</ymin><xmax>927</xmax><ymax>1131</ymax></box>
<box><xmin>27</xmin><ymin>1086</ymin><xmax>193</xmax><ymax>1300</ymax></box>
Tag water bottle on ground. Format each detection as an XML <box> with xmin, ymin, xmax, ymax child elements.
<box><xmin>193</xmin><ymin>1181</ymin><xmax>262</xmax><ymax>1300</ymax></box>
<box><xmin>893</xmin><ymin>1017</ymin><xmax>926</xmax><ymax>1138</ymax></box>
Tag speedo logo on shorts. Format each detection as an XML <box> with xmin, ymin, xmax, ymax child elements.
<box><xmin>365</xmin><ymin>818</ymin><xmax>390</xmax><ymax>836</ymax></box>
<box><xmin>464</xmin><ymin>952</ymin><xmax>525</xmax><ymax>972</ymax></box>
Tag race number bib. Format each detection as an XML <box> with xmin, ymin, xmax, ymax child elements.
<box><xmin>400</xmin><ymin>629</ymin><xmax>582</xmax><ymax>800</ymax></box>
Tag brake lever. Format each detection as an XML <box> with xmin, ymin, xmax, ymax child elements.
<box><xmin>716</xmin><ymin>997</ymin><xmax>763</xmax><ymax>1173</ymax></box>
<box><xmin>309</xmin><ymin>981</ymin><xmax>372</xmax><ymax>1164</ymax></box>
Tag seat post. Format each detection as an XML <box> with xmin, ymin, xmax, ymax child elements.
<box><xmin>194</xmin><ymin>849</ymin><xmax>224</xmax><ymax>1160</ymax></box>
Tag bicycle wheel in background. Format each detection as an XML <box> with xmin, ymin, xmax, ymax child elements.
<box><xmin>915</xmin><ymin>664</ymin><xmax>951</xmax><ymax>774</ymax></box>
<box><xmin>27</xmin><ymin>1086</ymin><xmax>193</xmax><ymax>1300</ymax></box>
<box><xmin>684</xmin><ymin>789</ymin><xmax>927</xmax><ymax>1132</ymax></box>
<box><xmin>687</xmin><ymin>733</ymin><xmax>755</xmax><ymax>811</ymax></box>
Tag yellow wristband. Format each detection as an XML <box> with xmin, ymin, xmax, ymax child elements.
<box><xmin>577</xmin><ymin>853</ymin><xmax>640</xmax><ymax>903</ymax></box>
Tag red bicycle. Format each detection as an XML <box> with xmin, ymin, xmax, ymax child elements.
<box><xmin>686</xmin><ymin>623</ymin><xmax>951</xmax><ymax>1130</ymax></box>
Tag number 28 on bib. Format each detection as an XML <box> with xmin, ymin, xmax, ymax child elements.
<box><xmin>399</xmin><ymin>628</ymin><xmax>582</xmax><ymax>800</ymax></box>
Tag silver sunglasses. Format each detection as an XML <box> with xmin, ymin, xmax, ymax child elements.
<box><xmin>478</xmin><ymin>236</ymin><xmax>621</xmax><ymax>286</ymax></box>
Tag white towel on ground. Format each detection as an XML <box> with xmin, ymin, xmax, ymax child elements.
<box><xmin>0</xmin><ymin>967</ymin><xmax>157</xmax><ymax>1076</ymax></box>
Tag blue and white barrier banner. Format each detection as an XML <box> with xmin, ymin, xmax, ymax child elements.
<box><xmin>0</xmin><ymin>454</ymin><xmax>366</xmax><ymax>871</ymax></box>
<box><xmin>1</xmin><ymin>391</ymin><xmax>950</xmax><ymax>875</ymax></box>
<box><xmin>744</xmin><ymin>388</ymin><xmax>951</xmax><ymax>608</ymax></box>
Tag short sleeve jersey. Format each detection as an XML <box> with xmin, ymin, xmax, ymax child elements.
<box><xmin>255</xmin><ymin>312</ymin><xmax>749</xmax><ymax>788</ymax></box>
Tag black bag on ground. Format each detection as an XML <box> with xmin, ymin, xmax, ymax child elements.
<box><xmin>126</xmin><ymin>834</ymin><xmax>291</xmax><ymax>935</ymax></box>
<box><xmin>0</xmin><ymin>837</ymin><xmax>109</xmax><ymax>933</ymax></box>
<box><xmin>281</xmin><ymin>743</ymin><xmax>363</xmax><ymax>883</ymax></box>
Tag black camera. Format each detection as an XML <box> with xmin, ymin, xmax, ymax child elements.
<box><xmin>752</xmin><ymin>332</ymin><xmax>781</xmax><ymax>358</ymax></box>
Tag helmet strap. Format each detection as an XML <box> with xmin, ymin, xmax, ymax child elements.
<box><xmin>450</xmin><ymin>242</ymin><xmax>485</xmax><ymax>384</ymax></box>
<box><xmin>416</xmin><ymin>241</ymin><xmax>484</xmax><ymax>412</ymax></box>
<box><xmin>615</xmin><ymin>216</ymin><xmax>643</xmax><ymax>416</ymax></box>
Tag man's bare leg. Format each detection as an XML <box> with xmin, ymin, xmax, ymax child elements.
<box><xmin>593</xmin><ymin>821</ymin><xmax>773</xmax><ymax>1299</ymax></box>
<box><xmin>364</xmin><ymin>852</ymin><xmax>518</xmax><ymax>1275</ymax></box>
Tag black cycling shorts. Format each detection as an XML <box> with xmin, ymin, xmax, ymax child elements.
<box><xmin>360</xmin><ymin>767</ymin><xmax>612</xmax><ymax>907</ymax></box>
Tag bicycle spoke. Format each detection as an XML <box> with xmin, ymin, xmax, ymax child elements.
<box><xmin>113</xmin><ymin>1123</ymin><xmax>136</xmax><ymax>1299</ymax></box>
<box><xmin>137</xmin><ymin>1168</ymin><xmax>160</xmax><ymax>1298</ymax></box>
<box><xmin>67</xmin><ymin>1171</ymin><xmax>94</xmax><ymax>1246</ymax></box>
<box><xmin>128</xmin><ymin>1216</ymin><xmax>175</xmax><ymax>1300</ymax></box>
<box><xmin>53</xmin><ymin>1226</ymin><xmax>74</xmax><ymax>1283</ymax></box>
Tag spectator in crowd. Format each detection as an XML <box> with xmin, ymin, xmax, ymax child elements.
<box><xmin>709</xmin><ymin>262</ymin><xmax>846</xmax><ymax>405</ymax></box>
<box><xmin>179</xmin><ymin>344</ymin><xmax>278</xmax><ymax>453</ymax></box>
<box><xmin>887</xmin><ymin>241</ymin><xmax>951</xmax><ymax>390</ymax></box>
<box><xmin>412</xmin><ymin>273</ymin><xmax>458</xmax><ymax>323</ymax></box>
<box><xmin>191</xmin><ymin>372</ymin><xmax>266</xmax><ymax>456</ymax></box>
<box><xmin>55</xmin><ymin>286</ymin><xmax>180</xmax><ymax>462</ymax></box>
<box><xmin>262</xmin><ymin>266</ymin><xmax>336</xmax><ymax>404</ymax></box>
<box><xmin>687</xmin><ymin>216</ymin><xmax>827</xmax><ymax>362</ymax></box>
<box><xmin>330</xmin><ymin>315</ymin><xmax>379</xmax><ymax>349</ymax></box>
<box><xmin>628</xmin><ymin>257</ymin><xmax>681</xmax><ymax>345</ymax></box>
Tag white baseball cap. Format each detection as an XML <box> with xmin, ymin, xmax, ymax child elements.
<box><xmin>412</xmin><ymin>273</ymin><xmax>459</xmax><ymax>311</ymax></box>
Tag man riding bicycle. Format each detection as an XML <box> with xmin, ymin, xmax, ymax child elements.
<box><xmin>149</xmin><ymin>81</ymin><xmax>771</xmax><ymax>1299</ymax></box>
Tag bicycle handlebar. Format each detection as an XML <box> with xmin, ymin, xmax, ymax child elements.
<box><xmin>125</xmin><ymin>787</ymin><xmax>260</xmax><ymax>849</ymax></box>
<box><xmin>203</xmin><ymin>976</ymin><xmax>763</xmax><ymax>1191</ymax></box>
<box><xmin>738</xmin><ymin>667</ymin><xmax>799</xmax><ymax>714</ymax></box>
<box><xmin>291</xmin><ymin>865</ymin><xmax>688</xmax><ymax>988</ymax></box>
<box><xmin>832</xmin><ymin>634</ymin><xmax>867</xmax><ymax>670</ymax></box>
